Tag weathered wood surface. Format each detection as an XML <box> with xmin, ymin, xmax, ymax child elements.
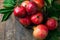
<box><xmin>0</xmin><ymin>0</ymin><xmax>60</xmax><ymax>40</ymax></box>
<box><xmin>0</xmin><ymin>0</ymin><xmax>15</xmax><ymax>40</ymax></box>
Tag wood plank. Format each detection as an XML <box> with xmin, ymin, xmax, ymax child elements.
<box><xmin>15</xmin><ymin>18</ymin><xmax>36</xmax><ymax>40</ymax></box>
<box><xmin>0</xmin><ymin>0</ymin><xmax>5</xmax><ymax>40</ymax></box>
<box><xmin>4</xmin><ymin>14</ymin><xmax>16</xmax><ymax>40</ymax></box>
<box><xmin>0</xmin><ymin>0</ymin><xmax>16</xmax><ymax>40</ymax></box>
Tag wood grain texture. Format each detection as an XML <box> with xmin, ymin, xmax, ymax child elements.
<box><xmin>15</xmin><ymin>18</ymin><xmax>36</xmax><ymax>40</ymax></box>
<box><xmin>0</xmin><ymin>0</ymin><xmax>5</xmax><ymax>40</ymax></box>
<box><xmin>4</xmin><ymin>14</ymin><xmax>16</xmax><ymax>40</ymax></box>
<box><xmin>0</xmin><ymin>0</ymin><xmax>16</xmax><ymax>40</ymax></box>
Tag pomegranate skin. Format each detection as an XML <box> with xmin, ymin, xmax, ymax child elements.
<box><xmin>46</xmin><ymin>18</ymin><xmax>58</xmax><ymax>30</ymax></box>
<box><xmin>14</xmin><ymin>6</ymin><xmax>26</xmax><ymax>17</ymax></box>
<box><xmin>31</xmin><ymin>12</ymin><xmax>43</xmax><ymax>24</ymax></box>
<box><xmin>32</xmin><ymin>0</ymin><xmax>44</xmax><ymax>8</ymax></box>
<box><xmin>33</xmin><ymin>24</ymin><xmax>48</xmax><ymax>40</ymax></box>
<box><xmin>21</xmin><ymin>1</ymin><xmax>29</xmax><ymax>7</ymax></box>
<box><xmin>26</xmin><ymin>2</ymin><xmax>37</xmax><ymax>15</ymax></box>
<box><xmin>19</xmin><ymin>17</ymin><xmax>31</xmax><ymax>27</ymax></box>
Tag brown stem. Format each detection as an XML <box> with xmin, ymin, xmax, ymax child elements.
<box><xmin>15</xmin><ymin>0</ymin><xmax>19</xmax><ymax>7</ymax></box>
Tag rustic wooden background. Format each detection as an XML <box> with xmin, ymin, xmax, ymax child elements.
<box><xmin>0</xmin><ymin>0</ymin><xmax>60</xmax><ymax>40</ymax></box>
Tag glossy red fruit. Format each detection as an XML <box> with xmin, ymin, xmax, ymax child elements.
<box><xmin>21</xmin><ymin>1</ymin><xmax>29</xmax><ymax>7</ymax></box>
<box><xmin>14</xmin><ymin>6</ymin><xmax>26</xmax><ymax>17</ymax></box>
<box><xmin>26</xmin><ymin>2</ymin><xmax>37</xmax><ymax>15</ymax></box>
<box><xmin>31</xmin><ymin>12</ymin><xmax>43</xmax><ymax>24</ymax></box>
<box><xmin>32</xmin><ymin>0</ymin><xmax>44</xmax><ymax>8</ymax></box>
<box><xmin>33</xmin><ymin>24</ymin><xmax>48</xmax><ymax>40</ymax></box>
<box><xmin>19</xmin><ymin>17</ymin><xmax>31</xmax><ymax>27</ymax></box>
<box><xmin>46</xmin><ymin>18</ymin><xmax>58</xmax><ymax>30</ymax></box>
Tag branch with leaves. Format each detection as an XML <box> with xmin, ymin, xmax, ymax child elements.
<box><xmin>0</xmin><ymin>0</ymin><xmax>59</xmax><ymax>21</ymax></box>
<box><xmin>0</xmin><ymin>0</ymin><xmax>23</xmax><ymax>21</ymax></box>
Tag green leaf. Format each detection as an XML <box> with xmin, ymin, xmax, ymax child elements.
<box><xmin>45</xmin><ymin>28</ymin><xmax>60</xmax><ymax>40</ymax></box>
<box><xmin>47</xmin><ymin>7</ymin><xmax>59</xmax><ymax>18</ymax></box>
<box><xmin>0</xmin><ymin>8</ymin><xmax>13</xmax><ymax>14</ymax></box>
<box><xmin>45</xmin><ymin>0</ymin><xmax>50</xmax><ymax>6</ymax></box>
<box><xmin>45</xmin><ymin>0</ymin><xmax>56</xmax><ymax>6</ymax></box>
<box><xmin>1</xmin><ymin>12</ymin><xmax>12</xmax><ymax>22</ymax></box>
<box><xmin>51</xmin><ymin>17</ymin><xmax>59</xmax><ymax>21</ymax></box>
<box><xmin>4</xmin><ymin>0</ymin><xmax>16</xmax><ymax>8</ymax></box>
<box><xmin>48</xmin><ymin>0</ymin><xmax>53</xmax><ymax>5</ymax></box>
<box><xmin>52</xmin><ymin>2</ymin><xmax>60</xmax><ymax>10</ymax></box>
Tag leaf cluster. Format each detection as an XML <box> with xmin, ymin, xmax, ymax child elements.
<box><xmin>44</xmin><ymin>0</ymin><xmax>60</xmax><ymax>40</ymax></box>
<box><xmin>44</xmin><ymin>0</ymin><xmax>60</xmax><ymax>20</ymax></box>
<box><xmin>0</xmin><ymin>0</ymin><xmax>23</xmax><ymax>21</ymax></box>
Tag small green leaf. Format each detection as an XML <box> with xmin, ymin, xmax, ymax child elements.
<box><xmin>51</xmin><ymin>17</ymin><xmax>59</xmax><ymax>21</ymax></box>
<box><xmin>4</xmin><ymin>4</ymin><xmax>14</xmax><ymax>8</ymax></box>
<box><xmin>45</xmin><ymin>0</ymin><xmax>55</xmax><ymax>6</ymax></box>
<box><xmin>1</xmin><ymin>12</ymin><xmax>12</xmax><ymax>22</ymax></box>
<box><xmin>45</xmin><ymin>0</ymin><xmax>50</xmax><ymax>6</ymax></box>
<box><xmin>4</xmin><ymin>0</ymin><xmax>16</xmax><ymax>8</ymax></box>
<box><xmin>0</xmin><ymin>8</ymin><xmax>13</xmax><ymax>14</ymax></box>
<box><xmin>48</xmin><ymin>0</ymin><xmax>53</xmax><ymax>4</ymax></box>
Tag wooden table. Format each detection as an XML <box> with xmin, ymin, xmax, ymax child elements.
<box><xmin>0</xmin><ymin>0</ymin><xmax>60</xmax><ymax>40</ymax></box>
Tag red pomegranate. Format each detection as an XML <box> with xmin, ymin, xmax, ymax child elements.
<box><xmin>31</xmin><ymin>12</ymin><xmax>43</xmax><ymax>24</ymax></box>
<box><xmin>14</xmin><ymin>6</ymin><xmax>26</xmax><ymax>17</ymax></box>
<box><xmin>33</xmin><ymin>24</ymin><xmax>48</xmax><ymax>40</ymax></box>
<box><xmin>46</xmin><ymin>18</ymin><xmax>58</xmax><ymax>30</ymax></box>
<box><xmin>19</xmin><ymin>17</ymin><xmax>31</xmax><ymax>27</ymax></box>
<box><xmin>26</xmin><ymin>2</ymin><xmax>37</xmax><ymax>15</ymax></box>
